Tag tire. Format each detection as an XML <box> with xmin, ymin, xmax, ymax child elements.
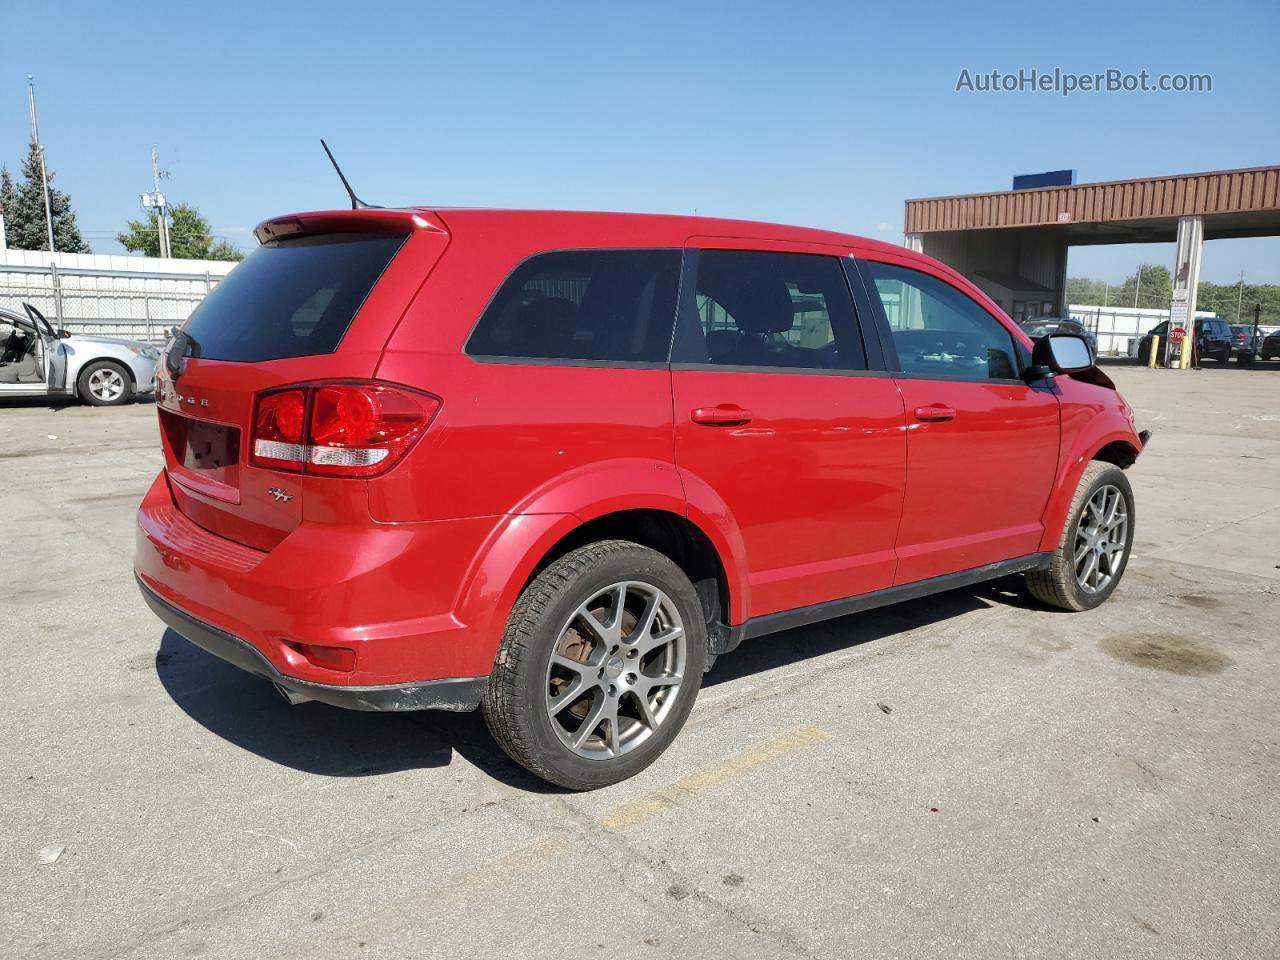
<box><xmin>78</xmin><ymin>360</ymin><xmax>133</xmax><ymax>406</ymax></box>
<box><xmin>1026</xmin><ymin>461</ymin><xmax>1135</xmax><ymax>612</ymax></box>
<box><xmin>483</xmin><ymin>540</ymin><xmax>708</xmax><ymax>790</ymax></box>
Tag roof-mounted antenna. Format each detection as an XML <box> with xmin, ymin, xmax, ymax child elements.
<box><xmin>320</xmin><ymin>138</ymin><xmax>377</xmax><ymax>210</ymax></box>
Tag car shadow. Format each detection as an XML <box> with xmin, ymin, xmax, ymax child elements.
<box><xmin>154</xmin><ymin>576</ymin><xmax>1037</xmax><ymax>791</ymax></box>
<box><xmin>0</xmin><ymin>395</ymin><xmax>156</xmax><ymax>410</ymax></box>
<box><xmin>703</xmin><ymin>574</ymin><xmax>1036</xmax><ymax>687</ymax></box>
<box><xmin>1097</xmin><ymin>354</ymin><xmax>1280</xmax><ymax>372</ymax></box>
<box><xmin>1192</xmin><ymin>358</ymin><xmax>1280</xmax><ymax>372</ymax></box>
<box><xmin>154</xmin><ymin>628</ymin><xmax>564</xmax><ymax>792</ymax></box>
<box><xmin>0</xmin><ymin>396</ymin><xmax>80</xmax><ymax>411</ymax></box>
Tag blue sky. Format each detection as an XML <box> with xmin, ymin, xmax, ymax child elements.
<box><xmin>4</xmin><ymin>0</ymin><xmax>1277</xmax><ymax>284</ymax></box>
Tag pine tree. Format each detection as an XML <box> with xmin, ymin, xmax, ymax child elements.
<box><xmin>0</xmin><ymin>142</ymin><xmax>90</xmax><ymax>253</ymax></box>
<box><xmin>0</xmin><ymin>167</ymin><xmax>17</xmax><ymax>244</ymax></box>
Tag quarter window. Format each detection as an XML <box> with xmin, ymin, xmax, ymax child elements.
<box><xmin>861</xmin><ymin>261</ymin><xmax>1020</xmax><ymax>381</ymax></box>
<box><xmin>466</xmin><ymin>249</ymin><xmax>681</xmax><ymax>363</ymax></box>
<box><xmin>689</xmin><ymin>250</ymin><xmax>865</xmax><ymax>370</ymax></box>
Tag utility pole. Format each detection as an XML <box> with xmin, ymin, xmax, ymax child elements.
<box><xmin>1235</xmin><ymin>272</ymin><xmax>1245</xmax><ymax>323</ymax></box>
<box><xmin>1132</xmin><ymin>265</ymin><xmax>1143</xmax><ymax>308</ymax></box>
<box><xmin>149</xmin><ymin>146</ymin><xmax>171</xmax><ymax>258</ymax></box>
<box><xmin>27</xmin><ymin>76</ymin><xmax>57</xmax><ymax>254</ymax></box>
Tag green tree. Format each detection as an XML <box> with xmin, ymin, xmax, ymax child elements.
<box><xmin>1113</xmin><ymin>263</ymin><xmax>1172</xmax><ymax>309</ymax></box>
<box><xmin>117</xmin><ymin>202</ymin><xmax>244</xmax><ymax>261</ymax></box>
<box><xmin>1196</xmin><ymin>279</ymin><xmax>1280</xmax><ymax>325</ymax></box>
<box><xmin>0</xmin><ymin>167</ymin><xmax>16</xmax><ymax>235</ymax></box>
<box><xmin>1068</xmin><ymin>270</ymin><xmax>1280</xmax><ymax>325</ymax></box>
<box><xmin>0</xmin><ymin>141</ymin><xmax>90</xmax><ymax>252</ymax></box>
<box><xmin>1066</xmin><ymin>276</ymin><xmax>1112</xmax><ymax>305</ymax></box>
<box><xmin>207</xmin><ymin>239</ymin><xmax>244</xmax><ymax>261</ymax></box>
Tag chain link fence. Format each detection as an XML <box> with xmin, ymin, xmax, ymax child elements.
<box><xmin>0</xmin><ymin>262</ymin><xmax>227</xmax><ymax>343</ymax></box>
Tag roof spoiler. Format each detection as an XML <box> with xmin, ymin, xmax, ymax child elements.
<box><xmin>254</xmin><ymin>209</ymin><xmax>447</xmax><ymax>245</ymax></box>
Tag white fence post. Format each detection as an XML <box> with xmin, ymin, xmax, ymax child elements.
<box><xmin>49</xmin><ymin>261</ymin><xmax>64</xmax><ymax>326</ymax></box>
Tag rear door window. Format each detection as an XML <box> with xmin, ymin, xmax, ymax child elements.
<box><xmin>182</xmin><ymin>232</ymin><xmax>408</xmax><ymax>362</ymax></box>
<box><xmin>681</xmin><ymin>250</ymin><xmax>866</xmax><ymax>370</ymax></box>
<box><xmin>466</xmin><ymin>249</ymin><xmax>681</xmax><ymax>363</ymax></box>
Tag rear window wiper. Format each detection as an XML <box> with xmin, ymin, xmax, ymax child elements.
<box><xmin>165</xmin><ymin>328</ymin><xmax>200</xmax><ymax>378</ymax></box>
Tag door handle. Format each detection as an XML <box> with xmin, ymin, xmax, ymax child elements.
<box><xmin>913</xmin><ymin>404</ymin><xmax>956</xmax><ymax>422</ymax></box>
<box><xmin>691</xmin><ymin>404</ymin><xmax>753</xmax><ymax>426</ymax></box>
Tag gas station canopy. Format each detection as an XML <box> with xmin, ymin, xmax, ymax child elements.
<box><xmin>902</xmin><ymin>166</ymin><xmax>1280</xmax><ymax>367</ymax></box>
<box><xmin>905</xmin><ymin>165</ymin><xmax>1280</xmax><ymax>244</ymax></box>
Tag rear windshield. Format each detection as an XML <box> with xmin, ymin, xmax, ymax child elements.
<box><xmin>182</xmin><ymin>232</ymin><xmax>407</xmax><ymax>362</ymax></box>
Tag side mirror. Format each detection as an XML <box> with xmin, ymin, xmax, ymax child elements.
<box><xmin>1030</xmin><ymin>333</ymin><xmax>1093</xmax><ymax>376</ymax></box>
<box><xmin>58</xmin><ymin>329</ymin><xmax>71</xmax><ymax>339</ymax></box>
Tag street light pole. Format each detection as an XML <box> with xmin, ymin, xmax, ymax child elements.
<box><xmin>150</xmin><ymin>146</ymin><xmax>171</xmax><ymax>259</ymax></box>
<box><xmin>27</xmin><ymin>75</ymin><xmax>57</xmax><ymax>254</ymax></box>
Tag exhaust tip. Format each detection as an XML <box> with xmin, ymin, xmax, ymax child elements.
<box><xmin>273</xmin><ymin>682</ymin><xmax>313</xmax><ymax>706</ymax></box>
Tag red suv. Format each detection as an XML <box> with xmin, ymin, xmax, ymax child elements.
<box><xmin>135</xmin><ymin>208</ymin><xmax>1148</xmax><ymax>789</ymax></box>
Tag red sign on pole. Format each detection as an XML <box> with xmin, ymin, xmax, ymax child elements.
<box><xmin>1169</xmin><ymin>326</ymin><xmax>1186</xmax><ymax>344</ymax></box>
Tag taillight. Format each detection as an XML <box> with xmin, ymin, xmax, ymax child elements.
<box><xmin>252</xmin><ymin>389</ymin><xmax>308</xmax><ymax>471</ymax></box>
<box><xmin>308</xmin><ymin>383</ymin><xmax>436</xmax><ymax>476</ymax></box>
<box><xmin>249</xmin><ymin>381</ymin><xmax>439</xmax><ymax>477</ymax></box>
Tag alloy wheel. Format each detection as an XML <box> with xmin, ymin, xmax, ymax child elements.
<box><xmin>544</xmin><ymin>581</ymin><xmax>686</xmax><ymax>760</ymax></box>
<box><xmin>88</xmin><ymin>368</ymin><xmax>126</xmax><ymax>402</ymax></box>
<box><xmin>1074</xmin><ymin>484</ymin><xmax>1128</xmax><ymax>594</ymax></box>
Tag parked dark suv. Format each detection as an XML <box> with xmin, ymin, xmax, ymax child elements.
<box><xmin>135</xmin><ymin>208</ymin><xmax>1147</xmax><ymax>788</ymax></box>
<box><xmin>1139</xmin><ymin>317</ymin><xmax>1232</xmax><ymax>365</ymax></box>
<box><xmin>1258</xmin><ymin>329</ymin><xmax>1280</xmax><ymax>361</ymax></box>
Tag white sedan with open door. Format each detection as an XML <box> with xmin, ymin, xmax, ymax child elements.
<box><xmin>0</xmin><ymin>303</ymin><xmax>158</xmax><ymax>406</ymax></box>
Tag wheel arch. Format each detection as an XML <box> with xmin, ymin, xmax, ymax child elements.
<box><xmin>523</xmin><ymin>508</ymin><xmax>733</xmax><ymax>642</ymax></box>
<box><xmin>74</xmin><ymin>355</ymin><xmax>137</xmax><ymax>397</ymax></box>
<box><xmin>451</xmin><ymin>460</ymin><xmax>750</xmax><ymax>671</ymax></box>
<box><xmin>1091</xmin><ymin>439</ymin><xmax>1141</xmax><ymax>469</ymax></box>
<box><xmin>1038</xmin><ymin>428</ymin><xmax>1142</xmax><ymax>553</ymax></box>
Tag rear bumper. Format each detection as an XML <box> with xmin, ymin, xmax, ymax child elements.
<box><xmin>134</xmin><ymin>470</ymin><xmax>506</xmax><ymax>693</ymax></box>
<box><xmin>138</xmin><ymin>576</ymin><xmax>485</xmax><ymax>711</ymax></box>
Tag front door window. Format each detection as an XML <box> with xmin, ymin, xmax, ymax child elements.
<box><xmin>863</xmin><ymin>261</ymin><xmax>1020</xmax><ymax>381</ymax></box>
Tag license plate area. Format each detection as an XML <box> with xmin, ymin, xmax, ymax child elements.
<box><xmin>160</xmin><ymin>409</ymin><xmax>241</xmax><ymax>500</ymax></box>
<box><xmin>183</xmin><ymin>418</ymin><xmax>240</xmax><ymax>472</ymax></box>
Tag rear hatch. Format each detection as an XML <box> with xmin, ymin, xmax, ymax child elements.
<box><xmin>156</xmin><ymin>211</ymin><xmax>448</xmax><ymax>550</ymax></box>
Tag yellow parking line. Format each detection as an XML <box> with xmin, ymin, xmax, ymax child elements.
<box><xmin>599</xmin><ymin>794</ymin><xmax>677</xmax><ymax>831</ymax></box>
<box><xmin>290</xmin><ymin>833</ymin><xmax>567</xmax><ymax>959</ymax></box>
<box><xmin>676</xmin><ymin>723</ymin><xmax>830</xmax><ymax>794</ymax></box>
<box><xmin>600</xmin><ymin>724</ymin><xmax>831</xmax><ymax>832</ymax></box>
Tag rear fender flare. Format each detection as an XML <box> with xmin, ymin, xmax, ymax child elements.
<box><xmin>452</xmin><ymin>458</ymin><xmax>750</xmax><ymax>664</ymax></box>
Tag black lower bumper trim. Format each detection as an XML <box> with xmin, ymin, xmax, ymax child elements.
<box><xmin>136</xmin><ymin>576</ymin><xmax>486</xmax><ymax>712</ymax></box>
